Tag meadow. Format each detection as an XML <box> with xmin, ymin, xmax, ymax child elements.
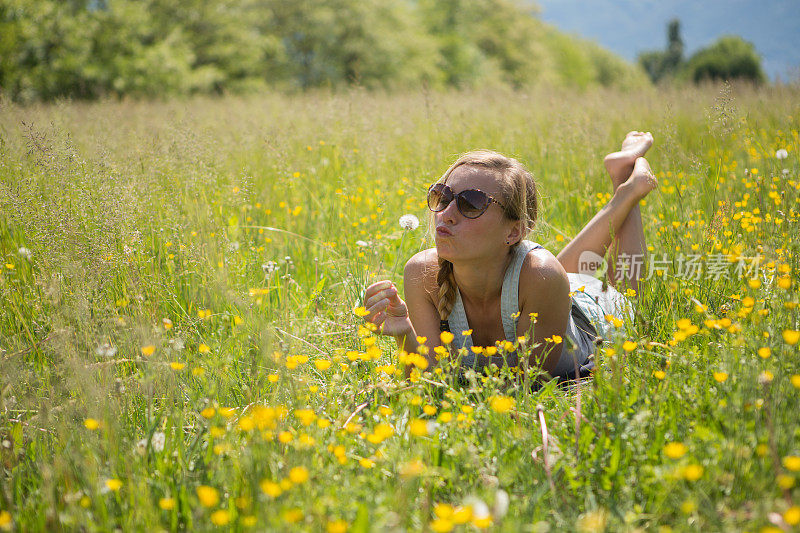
<box><xmin>0</xmin><ymin>84</ymin><xmax>799</xmax><ymax>531</ymax></box>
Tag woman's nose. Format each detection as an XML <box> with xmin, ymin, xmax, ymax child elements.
<box><xmin>438</xmin><ymin>199</ymin><xmax>459</xmax><ymax>223</ymax></box>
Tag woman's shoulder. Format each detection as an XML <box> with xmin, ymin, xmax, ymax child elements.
<box><xmin>518</xmin><ymin>244</ymin><xmax>570</xmax><ymax>303</ymax></box>
<box><xmin>404</xmin><ymin>248</ymin><xmax>440</xmax><ymax>298</ymax></box>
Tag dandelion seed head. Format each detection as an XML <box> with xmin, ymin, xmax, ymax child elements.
<box><xmin>399</xmin><ymin>214</ymin><xmax>419</xmax><ymax>230</ymax></box>
<box><xmin>776</xmin><ymin>148</ymin><xmax>789</xmax><ymax>160</ymax></box>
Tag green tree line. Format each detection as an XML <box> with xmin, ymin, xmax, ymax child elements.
<box><xmin>0</xmin><ymin>0</ymin><xmax>648</xmax><ymax>102</ymax></box>
<box><xmin>639</xmin><ymin>19</ymin><xmax>765</xmax><ymax>84</ymax></box>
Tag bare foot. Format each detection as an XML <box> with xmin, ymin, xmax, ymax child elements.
<box><xmin>624</xmin><ymin>157</ymin><xmax>658</xmax><ymax>200</ymax></box>
<box><xmin>604</xmin><ymin>131</ymin><xmax>654</xmax><ymax>189</ymax></box>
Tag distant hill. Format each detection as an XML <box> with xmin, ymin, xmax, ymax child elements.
<box><xmin>534</xmin><ymin>0</ymin><xmax>800</xmax><ymax>81</ymax></box>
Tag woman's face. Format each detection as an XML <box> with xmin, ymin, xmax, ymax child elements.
<box><xmin>433</xmin><ymin>165</ymin><xmax>519</xmax><ymax>262</ymax></box>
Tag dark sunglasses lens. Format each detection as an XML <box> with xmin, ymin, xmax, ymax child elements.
<box><xmin>427</xmin><ymin>184</ymin><xmax>451</xmax><ymax>211</ymax></box>
<box><xmin>458</xmin><ymin>190</ymin><xmax>490</xmax><ymax>218</ymax></box>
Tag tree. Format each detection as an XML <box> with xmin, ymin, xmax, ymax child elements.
<box><xmin>684</xmin><ymin>35</ymin><xmax>765</xmax><ymax>84</ymax></box>
<box><xmin>638</xmin><ymin>18</ymin><xmax>684</xmax><ymax>83</ymax></box>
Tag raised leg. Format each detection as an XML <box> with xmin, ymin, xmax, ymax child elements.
<box><xmin>557</xmin><ymin>157</ymin><xmax>656</xmax><ymax>292</ymax></box>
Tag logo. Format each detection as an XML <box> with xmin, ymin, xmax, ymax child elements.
<box><xmin>578</xmin><ymin>250</ymin><xmax>607</xmax><ymax>279</ymax></box>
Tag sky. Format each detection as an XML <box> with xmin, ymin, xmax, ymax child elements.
<box><xmin>534</xmin><ymin>0</ymin><xmax>800</xmax><ymax>81</ymax></box>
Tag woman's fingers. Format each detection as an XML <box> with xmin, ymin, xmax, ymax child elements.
<box><xmin>364</xmin><ymin>283</ymin><xmax>399</xmax><ymax>310</ymax></box>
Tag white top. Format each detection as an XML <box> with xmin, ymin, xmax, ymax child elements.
<box><xmin>445</xmin><ymin>240</ymin><xmax>599</xmax><ymax>378</ymax></box>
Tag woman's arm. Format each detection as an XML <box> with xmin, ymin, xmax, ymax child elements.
<box><xmin>515</xmin><ymin>249</ymin><xmax>572</xmax><ymax>377</ymax></box>
<box><xmin>403</xmin><ymin>249</ymin><xmax>447</xmax><ymax>366</ymax></box>
<box><xmin>363</xmin><ymin>249</ymin><xmax>442</xmax><ymax>366</ymax></box>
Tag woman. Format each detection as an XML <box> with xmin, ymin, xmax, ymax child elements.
<box><xmin>363</xmin><ymin>131</ymin><xmax>657</xmax><ymax>381</ymax></box>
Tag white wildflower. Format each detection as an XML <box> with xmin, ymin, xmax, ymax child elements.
<box><xmin>355</xmin><ymin>240</ymin><xmax>369</xmax><ymax>247</ymax></box>
<box><xmin>18</xmin><ymin>247</ymin><xmax>32</xmax><ymax>259</ymax></box>
<box><xmin>399</xmin><ymin>214</ymin><xmax>420</xmax><ymax>230</ymax></box>
<box><xmin>151</xmin><ymin>431</ymin><xmax>166</xmax><ymax>452</ymax></box>
<box><xmin>776</xmin><ymin>148</ymin><xmax>789</xmax><ymax>160</ymax></box>
<box><xmin>135</xmin><ymin>438</ymin><xmax>147</xmax><ymax>456</ymax></box>
<box><xmin>95</xmin><ymin>343</ymin><xmax>117</xmax><ymax>358</ymax></box>
<box><xmin>494</xmin><ymin>489</ymin><xmax>509</xmax><ymax>518</ymax></box>
<box><xmin>227</xmin><ymin>241</ymin><xmax>240</xmax><ymax>252</ymax></box>
<box><xmin>465</xmin><ymin>496</ymin><xmax>490</xmax><ymax>520</ymax></box>
<box><xmin>168</xmin><ymin>338</ymin><xmax>185</xmax><ymax>351</ymax></box>
<box><xmin>262</xmin><ymin>261</ymin><xmax>278</xmax><ymax>274</ymax></box>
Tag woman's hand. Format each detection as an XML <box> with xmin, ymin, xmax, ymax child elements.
<box><xmin>363</xmin><ymin>280</ymin><xmax>413</xmax><ymax>338</ymax></box>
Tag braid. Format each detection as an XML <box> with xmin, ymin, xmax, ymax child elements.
<box><xmin>437</xmin><ymin>258</ymin><xmax>458</xmax><ymax>321</ymax></box>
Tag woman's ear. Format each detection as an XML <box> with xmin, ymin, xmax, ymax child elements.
<box><xmin>506</xmin><ymin>221</ymin><xmax>524</xmax><ymax>246</ymax></box>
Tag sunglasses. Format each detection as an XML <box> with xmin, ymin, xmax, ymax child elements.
<box><xmin>427</xmin><ymin>183</ymin><xmax>507</xmax><ymax>219</ymax></box>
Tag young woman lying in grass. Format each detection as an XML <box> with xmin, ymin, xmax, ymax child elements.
<box><xmin>363</xmin><ymin>131</ymin><xmax>658</xmax><ymax>382</ymax></box>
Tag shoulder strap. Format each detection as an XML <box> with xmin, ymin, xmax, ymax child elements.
<box><xmin>446</xmin><ymin>290</ymin><xmax>472</xmax><ymax>349</ymax></box>
<box><xmin>500</xmin><ymin>240</ymin><xmax>543</xmax><ymax>341</ymax></box>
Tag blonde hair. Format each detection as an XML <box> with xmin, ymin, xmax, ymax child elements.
<box><xmin>433</xmin><ymin>150</ymin><xmax>538</xmax><ymax>321</ymax></box>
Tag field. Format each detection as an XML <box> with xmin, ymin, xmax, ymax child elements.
<box><xmin>1</xmin><ymin>84</ymin><xmax>799</xmax><ymax>531</ymax></box>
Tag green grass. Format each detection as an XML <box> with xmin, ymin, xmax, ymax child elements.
<box><xmin>0</xmin><ymin>84</ymin><xmax>799</xmax><ymax>531</ymax></box>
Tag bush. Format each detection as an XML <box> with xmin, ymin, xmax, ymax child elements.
<box><xmin>684</xmin><ymin>36</ymin><xmax>765</xmax><ymax>84</ymax></box>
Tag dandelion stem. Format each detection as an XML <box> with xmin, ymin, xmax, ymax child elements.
<box><xmin>390</xmin><ymin>229</ymin><xmax>409</xmax><ymax>280</ymax></box>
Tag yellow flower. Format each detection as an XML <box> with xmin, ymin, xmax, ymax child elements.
<box><xmin>211</xmin><ymin>510</ymin><xmax>230</xmax><ymax>526</ymax></box>
<box><xmin>260</xmin><ymin>480</ymin><xmax>282</xmax><ymax>497</ymax></box>
<box><xmin>159</xmin><ymin>497</ymin><xmax>176</xmax><ymax>510</ymax></box>
<box><xmin>622</xmin><ymin>341</ymin><xmax>637</xmax><ymax>352</ymax></box>
<box><xmin>0</xmin><ymin>511</ymin><xmax>11</xmax><ymax>530</ymax></box>
<box><xmin>283</xmin><ymin>508</ymin><xmax>303</xmax><ymax>523</ymax></box>
<box><xmin>783</xmin><ymin>329</ymin><xmax>800</xmax><ymax>345</ymax></box>
<box><xmin>778</xmin><ymin>276</ymin><xmax>792</xmax><ymax>289</ymax></box>
<box><xmin>288</xmin><ymin>466</ymin><xmax>309</xmax><ymax>484</ymax></box>
<box><xmin>84</xmin><ymin>418</ymin><xmax>100</xmax><ymax>430</ymax></box>
<box><xmin>314</xmin><ymin>359</ymin><xmax>332</xmax><ymax>371</ymax></box>
<box><xmin>748</xmin><ymin>278</ymin><xmax>762</xmax><ymax>289</ymax></box>
<box><xmin>105</xmin><ymin>478</ymin><xmax>123</xmax><ymax>492</ymax></box>
<box><xmin>440</xmin><ymin>331</ymin><xmax>454</xmax><ymax>344</ymax></box>
<box><xmin>162</xmin><ymin>318</ymin><xmax>173</xmax><ymax>330</ymax></box>
<box><xmin>473</xmin><ymin>514</ymin><xmax>493</xmax><ymax>529</ymax></box>
<box><xmin>197</xmin><ymin>485</ymin><xmax>220</xmax><ymax>507</ymax></box>
<box><xmin>756</xmin><ymin>443</ymin><xmax>769</xmax><ymax>457</ymax></box>
<box><xmin>785</xmin><ymin>506</ymin><xmax>800</xmax><ymax>526</ymax></box>
<box><xmin>353</xmin><ymin>306</ymin><xmax>369</xmax><ymax>317</ymax></box>
<box><xmin>359</xmin><ymin>457</ymin><xmax>375</xmax><ymax>468</ymax></box>
<box><xmin>653</xmin><ymin>370</ymin><xmax>666</xmax><ymax>380</ymax></box>
<box><xmin>453</xmin><ymin>506</ymin><xmax>473</xmax><ymax>524</ymax></box>
<box><xmin>663</xmin><ymin>442</ymin><xmax>687</xmax><ymax>459</ymax></box>
<box><xmin>327</xmin><ymin>519</ymin><xmax>349</xmax><ymax>533</ymax></box>
<box><xmin>198</xmin><ymin>344</ymin><xmax>211</xmax><ymax>354</ymax></box>
<box><xmin>758</xmin><ymin>347</ymin><xmax>771</xmax><ymax>358</ymax></box>
<box><xmin>782</xmin><ymin>455</ymin><xmax>800</xmax><ymax>471</ymax></box>
<box><xmin>430</xmin><ymin>518</ymin><xmax>454</xmax><ymax>532</ymax></box>
<box><xmin>777</xmin><ymin>474</ymin><xmax>795</xmax><ymax>489</ymax></box>
<box><xmin>423</xmin><ymin>405</ymin><xmax>437</xmax><ymax>416</ymax></box>
<box><xmin>791</xmin><ymin>375</ymin><xmax>800</xmax><ymax>389</ymax></box>
<box><xmin>170</xmin><ymin>362</ymin><xmax>185</xmax><ymax>371</ymax></box>
<box><xmin>201</xmin><ymin>407</ymin><xmax>216</xmax><ymax>419</ymax></box>
<box><xmin>681</xmin><ymin>464</ymin><xmax>704</xmax><ymax>481</ymax></box>
<box><xmin>576</xmin><ymin>508</ymin><xmax>608</xmax><ymax>533</ymax></box>
<box><xmin>141</xmin><ymin>344</ymin><xmax>156</xmax><ymax>357</ymax></box>
<box><xmin>400</xmin><ymin>459</ymin><xmax>425</xmax><ymax>478</ymax></box>
<box><xmin>489</xmin><ymin>395</ymin><xmax>515</xmax><ymax>413</ymax></box>
<box><xmin>409</xmin><ymin>419</ymin><xmax>429</xmax><ymax>437</ymax></box>
<box><xmin>278</xmin><ymin>431</ymin><xmax>293</xmax><ymax>443</ymax></box>
<box><xmin>713</xmin><ymin>372</ymin><xmax>728</xmax><ymax>383</ymax></box>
